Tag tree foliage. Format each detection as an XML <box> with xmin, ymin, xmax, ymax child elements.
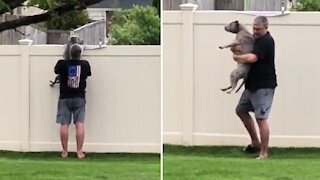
<box><xmin>292</xmin><ymin>0</ymin><xmax>320</xmax><ymax>11</ymax></box>
<box><xmin>152</xmin><ymin>0</ymin><xmax>160</xmax><ymax>16</ymax></box>
<box><xmin>0</xmin><ymin>0</ymin><xmax>103</xmax><ymax>32</ymax></box>
<box><xmin>45</xmin><ymin>10</ymin><xmax>90</xmax><ymax>30</ymax></box>
<box><xmin>109</xmin><ymin>5</ymin><xmax>160</xmax><ymax>45</ymax></box>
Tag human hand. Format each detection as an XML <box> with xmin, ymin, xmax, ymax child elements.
<box><xmin>232</xmin><ymin>54</ymin><xmax>244</xmax><ymax>63</ymax></box>
<box><xmin>232</xmin><ymin>54</ymin><xmax>238</xmax><ymax>62</ymax></box>
<box><xmin>230</xmin><ymin>44</ymin><xmax>242</xmax><ymax>54</ymax></box>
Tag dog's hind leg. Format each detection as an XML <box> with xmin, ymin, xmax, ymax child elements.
<box><xmin>235</xmin><ymin>80</ymin><xmax>245</xmax><ymax>93</ymax></box>
<box><xmin>226</xmin><ymin>73</ymin><xmax>239</xmax><ymax>94</ymax></box>
<box><xmin>221</xmin><ymin>86</ymin><xmax>232</xmax><ymax>92</ymax></box>
<box><xmin>221</xmin><ymin>74</ymin><xmax>235</xmax><ymax>92</ymax></box>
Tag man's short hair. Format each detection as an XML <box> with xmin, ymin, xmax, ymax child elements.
<box><xmin>254</xmin><ymin>16</ymin><xmax>269</xmax><ymax>28</ymax></box>
<box><xmin>70</xmin><ymin>43</ymin><xmax>82</xmax><ymax>59</ymax></box>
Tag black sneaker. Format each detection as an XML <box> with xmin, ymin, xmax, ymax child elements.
<box><xmin>243</xmin><ymin>144</ymin><xmax>260</xmax><ymax>153</ymax></box>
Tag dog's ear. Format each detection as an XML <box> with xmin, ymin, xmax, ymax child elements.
<box><xmin>235</xmin><ymin>20</ymin><xmax>240</xmax><ymax>31</ymax></box>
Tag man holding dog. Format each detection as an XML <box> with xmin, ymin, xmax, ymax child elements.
<box><xmin>54</xmin><ymin>43</ymin><xmax>91</xmax><ymax>159</ymax></box>
<box><xmin>231</xmin><ymin>16</ymin><xmax>277</xmax><ymax>159</ymax></box>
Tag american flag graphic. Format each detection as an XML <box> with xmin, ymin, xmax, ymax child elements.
<box><xmin>67</xmin><ymin>65</ymin><xmax>81</xmax><ymax>88</ymax></box>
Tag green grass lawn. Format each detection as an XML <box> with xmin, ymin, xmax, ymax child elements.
<box><xmin>164</xmin><ymin>145</ymin><xmax>320</xmax><ymax>180</ymax></box>
<box><xmin>0</xmin><ymin>151</ymin><xmax>160</xmax><ymax>180</ymax></box>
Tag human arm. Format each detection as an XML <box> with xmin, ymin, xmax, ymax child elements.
<box><xmin>54</xmin><ymin>60</ymin><xmax>63</xmax><ymax>74</ymax></box>
<box><xmin>85</xmin><ymin>61</ymin><xmax>92</xmax><ymax>77</ymax></box>
<box><xmin>233</xmin><ymin>53</ymin><xmax>257</xmax><ymax>63</ymax></box>
<box><xmin>233</xmin><ymin>37</ymin><xmax>271</xmax><ymax>63</ymax></box>
<box><xmin>82</xmin><ymin>44</ymin><xmax>107</xmax><ymax>50</ymax></box>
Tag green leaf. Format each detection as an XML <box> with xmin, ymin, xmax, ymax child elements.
<box><xmin>0</xmin><ymin>0</ymin><xmax>6</xmax><ymax>10</ymax></box>
<box><xmin>45</xmin><ymin>9</ymin><xmax>91</xmax><ymax>30</ymax></box>
<box><xmin>109</xmin><ymin>5</ymin><xmax>160</xmax><ymax>45</ymax></box>
<box><xmin>0</xmin><ymin>0</ymin><xmax>11</xmax><ymax>13</ymax></box>
<box><xmin>294</xmin><ymin>0</ymin><xmax>320</xmax><ymax>11</ymax></box>
<box><xmin>46</xmin><ymin>0</ymin><xmax>53</xmax><ymax>9</ymax></box>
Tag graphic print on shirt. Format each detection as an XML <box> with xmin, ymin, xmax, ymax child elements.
<box><xmin>67</xmin><ymin>65</ymin><xmax>81</xmax><ymax>88</ymax></box>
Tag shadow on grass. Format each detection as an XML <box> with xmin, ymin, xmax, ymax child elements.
<box><xmin>164</xmin><ymin>144</ymin><xmax>320</xmax><ymax>159</ymax></box>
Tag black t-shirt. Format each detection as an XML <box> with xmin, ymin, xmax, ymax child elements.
<box><xmin>245</xmin><ymin>32</ymin><xmax>277</xmax><ymax>91</ymax></box>
<box><xmin>54</xmin><ymin>59</ymin><xmax>91</xmax><ymax>99</ymax></box>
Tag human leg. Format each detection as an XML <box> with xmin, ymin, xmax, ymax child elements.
<box><xmin>73</xmin><ymin>97</ymin><xmax>86</xmax><ymax>159</ymax></box>
<box><xmin>56</xmin><ymin>99</ymin><xmax>72</xmax><ymax>158</ymax></box>
<box><xmin>236</xmin><ymin>90</ymin><xmax>261</xmax><ymax>150</ymax></box>
<box><xmin>251</xmin><ymin>89</ymin><xmax>275</xmax><ymax>158</ymax></box>
<box><xmin>75</xmin><ymin>122</ymin><xmax>85</xmax><ymax>158</ymax></box>
<box><xmin>60</xmin><ymin>124</ymin><xmax>69</xmax><ymax>158</ymax></box>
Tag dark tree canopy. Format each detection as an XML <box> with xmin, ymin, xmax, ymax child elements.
<box><xmin>0</xmin><ymin>0</ymin><xmax>104</xmax><ymax>32</ymax></box>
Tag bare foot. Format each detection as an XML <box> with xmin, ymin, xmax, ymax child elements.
<box><xmin>61</xmin><ymin>151</ymin><xmax>68</xmax><ymax>158</ymax></box>
<box><xmin>77</xmin><ymin>151</ymin><xmax>85</xmax><ymax>159</ymax></box>
<box><xmin>256</xmin><ymin>154</ymin><xmax>268</xmax><ymax>160</ymax></box>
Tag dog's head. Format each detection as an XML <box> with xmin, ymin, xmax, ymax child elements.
<box><xmin>69</xmin><ymin>36</ymin><xmax>84</xmax><ymax>45</ymax></box>
<box><xmin>70</xmin><ymin>36</ymin><xmax>78</xmax><ymax>44</ymax></box>
<box><xmin>224</xmin><ymin>20</ymin><xmax>241</xmax><ymax>34</ymax></box>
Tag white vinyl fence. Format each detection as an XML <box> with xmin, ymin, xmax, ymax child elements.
<box><xmin>0</xmin><ymin>40</ymin><xmax>160</xmax><ymax>153</ymax></box>
<box><xmin>163</xmin><ymin>4</ymin><xmax>320</xmax><ymax>147</ymax></box>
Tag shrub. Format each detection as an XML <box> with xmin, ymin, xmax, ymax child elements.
<box><xmin>292</xmin><ymin>0</ymin><xmax>320</xmax><ymax>11</ymax></box>
<box><xmin>108</xmin><ymin>5</ymin><xmax>160</xmax><ymax>45</ymax></box>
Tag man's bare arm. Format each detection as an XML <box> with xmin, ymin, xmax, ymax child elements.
<box><xmin>233</xmin><ymin>53</ymin><xmax>257</xmax><ymax>63</ymax></box>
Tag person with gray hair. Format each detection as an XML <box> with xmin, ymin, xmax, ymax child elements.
<box><xmin>54</xmin><ymin>43</ymin><xmax>92</xmax><ymax>159</ymax></box>
<box><xmin>230</xmin><ymin>16</ymin><xmax>277</xmax><ymax>159</ymax></box>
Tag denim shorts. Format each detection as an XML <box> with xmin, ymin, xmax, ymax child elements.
<box><xmin>56</xmin><ymin>97</ymin><xmax>86</xmax><ymax>125</ymax></box>
<box><xmin>236</xmin><ymin>88</ymin><xmax>275</xmax><ymax>119</ymax></box>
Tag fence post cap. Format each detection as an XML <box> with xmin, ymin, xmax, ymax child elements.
<box><xmin>19</xmin><ymin>39</ymin><xmax>33</xmax><ymax>45</ymax></box>
<box><xmin>180</xmin><ymin>3</ymin><xmax>198</xmax><ymax>11</ymax></box>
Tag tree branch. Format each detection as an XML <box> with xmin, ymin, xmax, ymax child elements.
<box><xmin>0</xmin><ymin>13</ymin><xmax>49</xmax><ymax>32</ymax></box>
<box><xmin>0</xmin><ymin>0</ymin><xmax>103</xmax><ymax>32</ymax></box>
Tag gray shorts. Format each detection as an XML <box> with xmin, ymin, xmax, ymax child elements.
<box><xmin>56</xmin><ymin>97</ymin><xmax>86</xmax><ymax>125</ymax></box>
<box><xmin>236</xmin><ymin>88</ymin><xmax>275</xmax><ymax>119</ymax></box>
